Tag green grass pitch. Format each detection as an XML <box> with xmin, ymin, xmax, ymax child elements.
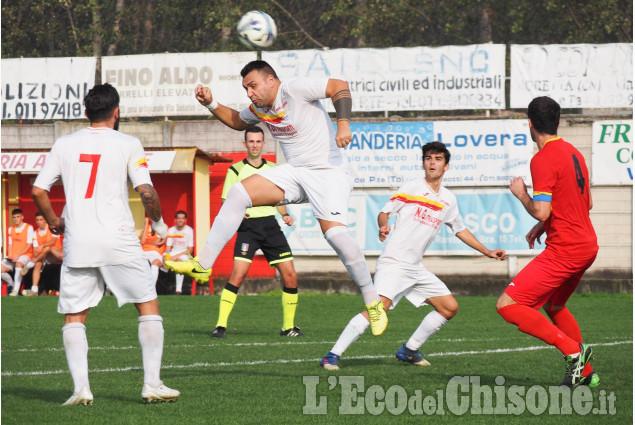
<box><xmin>2</xmin><ymin>292</ymin><xmax>632</xmax><ymax>424</ymax></box>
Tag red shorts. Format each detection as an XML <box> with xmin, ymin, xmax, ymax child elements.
<box><xmin>505</xmin><ymin>249</ymin><xmax>597</xmax><ymax>310</ymax></box>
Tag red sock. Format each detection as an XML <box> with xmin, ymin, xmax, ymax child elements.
<box><xmin>546</xmin><ymin>307</ymin><xmax>593</xmax><ymax>375</ymax></box>
<box><xmin>498</xmin><ymin>304</ymin><xmax>580</xmax><ymax>356</ymax></box>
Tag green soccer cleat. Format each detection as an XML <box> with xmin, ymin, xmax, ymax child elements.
<box><xmin>164</xmin><ymin>255</ymin><xmax>211</xmax><ymax>283</ymax></box>
<box><xmin>366</xmin><ymin>301</ymin><xmax>388</xmax><ymax>336</ymax></box>
<box><xmin>580</xmin><ymin>371</ymin><xmax>600</xmax><ymax>388</ymax></box>
<box><xmin>561</xmin><ymin>343</ymin><xmax>594</xmax><ymax>387</ymax></box>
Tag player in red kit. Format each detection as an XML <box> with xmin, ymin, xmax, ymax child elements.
<box><xmin>496</xmin><ymin>96</ymin><xmax>599</xmax><ymax>388</ymax></box>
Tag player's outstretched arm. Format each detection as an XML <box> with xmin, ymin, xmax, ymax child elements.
<box><xmin>456</xmin><ymin>228</ymin><xmax>506</xmax><ymax>260</ymax></box>
<box><xmin>195</xmin><ymin>84</ymin><xmax>249</xmax><ymax>131</ymax></box>
<box><xmin>32</xmin><ymin>186</ymin><xmax>65</xmax><ymax>235</ymax></box>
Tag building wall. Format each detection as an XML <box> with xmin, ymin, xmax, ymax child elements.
<box><xmin>2</xmin><ymin>116</ymin><xmax>632</xmax><ymax>278</ymax></box>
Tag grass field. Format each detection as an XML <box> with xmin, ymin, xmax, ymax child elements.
<box><xmin>1</xmin><ymin>292</ymin><xmax>632</xmax><ymax>424</ymax></box>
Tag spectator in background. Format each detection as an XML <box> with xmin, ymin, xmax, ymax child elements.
<box><xmin>20</xmin><ymin>211</ymin><xmax>64</xmax><ymax>296</ymax></box>
<box><xmin>140</xmin><ymin>216</ymin><xmax>167</xmax><ymax>287</ymax></box>
<box><xmin>2</xmin><ymin>208</ymin><xmax>35</xmax><ymax>296</ymax></box>
<box><xmin>165</xmin><ymin>210</ymin><xmax>194</xmax><ymax>295</ymax></box>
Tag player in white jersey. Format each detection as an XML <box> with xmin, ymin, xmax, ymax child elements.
<box><xmin>32</xmin><ymin>83</ymin><xmax>179</xmax><ymax>405</ymax></box>
<box><xmin>166</xmin><ymin>60</ymin><xmax>388</xmax><ymax>336</ymax></box>
<box><xmin>165</xmin><ymin>210</ymin><xmax>194</xmax><ymax>294</ymax></box>
<box><xmin>320</xmin><ymin>142</ymin><xmax>506</xmax><ymax>370</ymax></box>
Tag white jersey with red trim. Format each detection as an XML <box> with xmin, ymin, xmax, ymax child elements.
<box><xmin>166</xmin><ymin>225</ymin><xmax>194</xmax><ymax>255</ymax></box>
<box><xmin>378</xmin><ymin>178</ymin><xmax>466</xmax><ymax>267</ymax></box>
<box><xmin>239</xmin><ymin>78</ymin><xmax>345</xmax><ymax>169</ymax></box>
<box><xmin>33</xmin><ymin>127</ymin><xmax>152</xmax><ymax>267</ymax></box>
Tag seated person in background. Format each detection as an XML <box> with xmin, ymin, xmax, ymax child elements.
<box><xmin>21</xmin><ymin>211</ymin><xmax>64</xmax><ymax>296</ymax></box>
<box><xmin>140</xmin><ymin>216</ymin><xmax>166</xmax><ymax>286</ymax></box>
<box><xmin>165</xmin><ymin>210</ymin><xmax>194</xmax><ymax>295</ymax></box>
<box><xmin>2</xmin><ymin>208</ymin><xmax>35</xmax><ymax>296</ymax></box>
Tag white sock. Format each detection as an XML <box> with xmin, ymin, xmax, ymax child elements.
<box><xmin>14</xmin><ymin>269</ymin><xmax>23</xmax><ymax>290</ymax></box>
<box><xmin>62</xmin><ymin>323</ymin><xmax>90</xmax><ymax>393</ymax></box>
<box><xmin>175</xmin><ymin>274</ymin><xmax>184</xmax><ymax>293</ymax></box>
<box><xmin>406</xmin><ymin>310</ymin><xmax>448</xmax><ymax>351</ymax></box>
<box><xmin>150</xmin><ymin>264</ymin><xmax>159</xmax><ymax>284</ymax></box>
<box><xmin>198</xmin><ymin>183</ymin><xmax>252</xmax><ymax>269</ymax></box>
<box><xmin>138</xmin><ymin>315</ymin><xmax>164</xmax><ymax>388</ymax></box>
<box><xmin>324</xmin><ymin>226</ymin><xmax>379</xmax><ymax>305</ymax></box>
<box><xmin>30</xmin><ymin>285</ymin><xmax>39</xmax><ymax>294</ymax></box>
<box><xmin>331</xmin><ymin>313</ymin><xmax>370</xmax><ymax>356</ymax></box>
<box><xmin>1</xmin><ymin>272</ymin><xmax>14</xmax><ymax>286</ymax></box>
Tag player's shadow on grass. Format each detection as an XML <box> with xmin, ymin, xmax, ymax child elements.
<box><xmin>6</xmin><ymin>385</ymin><xmax>69</xmax><ymax>404</ymax></box>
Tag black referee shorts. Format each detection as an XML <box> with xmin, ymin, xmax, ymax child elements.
<box><xmin>233</xmin><ymin>216</ymin><xmax>293</xmax><ymax>266</ymax></box>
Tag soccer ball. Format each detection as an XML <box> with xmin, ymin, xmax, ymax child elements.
<box><xmin>237</xmin><ymin>11</ymin><xmax>277</xmax><ymax>49</ymax></box>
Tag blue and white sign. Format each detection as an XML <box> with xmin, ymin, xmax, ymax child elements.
<box><xmin>282</xmin><ymin>190</ymin><xmax>542</xmax><ymax>256</ymax></box>
<box><xmin>364</xmin><ymin>190</ymin><xmax>543</xmax><ymax>255</ymax></box>
<box><xmin>346</xmin><ymin>120</ymin><xmax>533</xmax><ymax>187</ymax></box>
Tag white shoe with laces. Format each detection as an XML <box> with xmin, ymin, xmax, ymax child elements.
<box><xmin>141</xmin><ymin>382</ymin><xmax>180</xmax><ymax>403</ymax></box>
<box><xmin>63</xmin><ymin>387</ymin><xmax>94</xmax><ymax>406</ymax></box>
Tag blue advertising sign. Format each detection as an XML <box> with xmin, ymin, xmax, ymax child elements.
<box><xmin>364</xmin><ymin>190</ymin><xmax>543</xmax><ymax>255</ymax></box>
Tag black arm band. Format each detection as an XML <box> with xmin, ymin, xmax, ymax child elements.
<box><xmin>332</xmin><ymin>89</ymin><xmax>352</xmax><ymax>120</ymax></box>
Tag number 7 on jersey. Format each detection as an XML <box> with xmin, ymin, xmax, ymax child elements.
<box><xmin>79</xmin><ymin>154</ymin><xmax>101</xmax><ymax>198</ymax></box>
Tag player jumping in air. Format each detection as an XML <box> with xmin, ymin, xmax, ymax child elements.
<box><xmin>165</xmin><ymin>60</ymin><xmax>388</xmax><ymax>335</ymax></box>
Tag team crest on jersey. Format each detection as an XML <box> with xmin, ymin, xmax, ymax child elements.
<box><xmin>134</xmin><ymin>157</ymin><xmax>149</xmax><ymax>169</ymax></box>
<box><xmin>241</xmin><ymin>243</ymin><xmax>249</xmax><ymax>255</ymax></box>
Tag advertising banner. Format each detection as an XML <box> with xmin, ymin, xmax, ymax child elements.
<box><xmin>263</xmin><ymin>44</ymin><xmax>506</xmax><ymax>111</ymax></box>
<box><xmin>511</xmin><ymin>44</ymin><xmax>633</xmax><ymax>108</ymax></box>
<box><xmin>102</xmin><ymin>52</ymin><xmax>256</xmax><ymax>117</ymax></box>
<box><xmin>283</xmin><ymin>190</ymin><xmax>541</xmax><ymax>256</ymax></box>
<box><xmin>346</xmin><ymin>120</ymin><xmax>532</xmax><ymax>187</ymax></box>
<box><xmin>591</xmin><ymin>120</ymin><xmax>633</xmax><ymax>185</ymax></box>
<box><xmin>1</xmin><ymin>57</ymin><xmax>96</xmax><ymax>120</ymax></box>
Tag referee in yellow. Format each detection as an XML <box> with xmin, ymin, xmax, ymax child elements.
<box><xmin>212</xmin><ymin>126</ymin><xmax>302</xmax><ymax>338</ymax></box>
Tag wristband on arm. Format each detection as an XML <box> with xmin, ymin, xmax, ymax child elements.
<box><xmin>332</xmin><ymin>89</ymin><xmax>352</xmax><ymax>121</ymax></box>
<box><xmin>205</xmin><ymin>99</ymin><xmax>219</xmax><ymax>111</ymax></box>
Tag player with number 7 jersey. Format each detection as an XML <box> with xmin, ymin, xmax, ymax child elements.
<box><xmin>33</xmin><ymin>127</ymin><xmax>150</xmax><ymax>267</ymax></box>
<box><xmin>32</xmin><ymin>83</ymin><xmax>178</xmax><ymax>405</ymax></box>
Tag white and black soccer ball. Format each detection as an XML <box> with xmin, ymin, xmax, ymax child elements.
<box><xmin>237</xmin><ymin>11</ymin><xmax>277</xmax><ymax>49</ymax></box>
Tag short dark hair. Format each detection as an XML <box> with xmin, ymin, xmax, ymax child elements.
<box><xmin>528</xmin><ymin>96</ymin><xmax>560</xmax><ymax>135</ymax></box>
<box><xmin>175</xmin><ymin>210</ymin><xmax>187</xmax><ymax>219</ymax></box>
<box><xmin>422</xmin><ymin>142</ymin><xmax>451</xmax><ymax>164</ymax></box>
<box><xmin>11</xmin><ymin>208</ymin><xmax>23</xmax><ymax>215</ymax></box>
<box><xmin>244</xmin><ymin>126</ymin><xmax>264</xmax><ymax>141</ymax></box>
<box><xmin>84</xmin><ymin>83</ymin><xmax>120</xmax><ymax>122</ymax></box>
<box><xmin>35</xmin><ymin>211</ymin><xmax>44</xmax><ymax>218</ymax></box>
<box><xmin>240</xmin><ymin>60</ymin><xmax>279</xmax><ymax>80</ymax></box>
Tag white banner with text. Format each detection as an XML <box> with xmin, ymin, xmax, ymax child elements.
<box><xmin>591</xmin><ymin>120</ymin><xmax>633</xmax><ymax>185</ymax></box>
<box><xmin>1</xmin><ymin>57</ymin><xmax>96</xmax><ymax>120</ymax></box>
<box><xmin>263</xmin><ymin>45</ymin><xmax>506</xmax><ymax>111</ymax></box>
<box><xmin>101</xmin><ymin>52</ymin><xmax>257</xmax><ymax>117</ymax></box>
<box><xmin>510</xmin><ymin>43</ymin><xmax>633</xmax><ymax>108</ymax></box>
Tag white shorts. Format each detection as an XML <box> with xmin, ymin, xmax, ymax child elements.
<box><xmin>58</xmin><ymin>256</ymin><xmax>157</xmax><ymax>314</ymax></box>
<box><xmin>2</xmin><ymin>256</ymin><xmax>31</xmax><ymax>271</ymax></box>
<box><xmin>143</xmin><ymin>250</ymin><xmax>163</xmax><ymax>264</ymax></box>
<box><xmin>374</xmin><ymin>262</ymin><xmax>451</xmax><ymax>309</ymax></box>
<box><xmin>260</xmin><ymin>163</ymin><xmax>354</xmax><ymax>225</ymax></box>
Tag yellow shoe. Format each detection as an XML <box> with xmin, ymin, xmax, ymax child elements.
<box><xmin>164</xmin><ymin>255</ymin><xmax>211</xmax><ymax>283</ymax></box>
<box><xmin>366</xmin><ymin>301</ymin><xmax>388</xmax><ymax>336</ymax></box>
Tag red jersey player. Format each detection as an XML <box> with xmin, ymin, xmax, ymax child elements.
<box><xmin>496</xmin><ymin>96</ymin><xmax>599</xmax><ymax>388</ymax></box>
